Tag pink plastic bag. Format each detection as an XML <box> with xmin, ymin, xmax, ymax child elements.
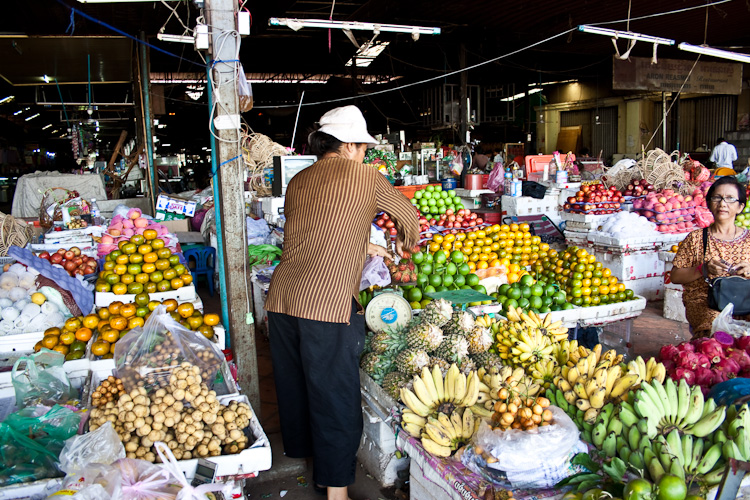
<box><xmin>487</xmin><ymin>163</ymin><xmax>504</xmax><ymax>192</ymax></box>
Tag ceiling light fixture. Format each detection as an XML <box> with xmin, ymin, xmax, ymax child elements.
<box><xmin>346</xmin><ymin>41</ymin><xmax>390</xmax><ymax>67</ymax></box>
<box><xmin>25</xmin><ymin>113</ymin><xmax>40</xmax><ymax>121</ymax></box>
<box><xmin>42</xmin><ymin>75</ymin><xmax>50</xmax><ymax>83</ymax></box>
<box><xmin>578</xmin><ymin>25</ymin><xmax>675</xmax><ymax>46</ymax></box>
<box><xmin>42</xmin><ymin>124</ymin><xmax>52</xmax><ymax>130</ymax></box>
<box><xmin>500</xmin><ymin>88</ymin><xmax>542</xmax><ymax>102</ymax></box>
<box><xmin>0</xmin><ymin>96</ymin><xmax>14</xmax><ymax>104</ymax></box>
<box><xmin>269</xmin><ymin>18</ymin><xmax>440</xmax><ymax>37</ymax></box>
<box><xmin>13</xmin><ymin>110</ymin><xmax>22</xmax><ymax>116</ymax></box>
<box><xmin>157</xmin><ymin>33</ymin><xmax>195</xmax><ymax>44</ymax></box>
<box><xmin>678</xmin><ymin>43</ymin><xmax>750</xmax><ymax>63</ymax></box>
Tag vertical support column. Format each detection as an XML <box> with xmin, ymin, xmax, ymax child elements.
<box><xmin>205</xmin><ymin>0</ymin><xmax>260</xmax><ymax>415</ymax></box>
<box><xmin>459</xmin><ymin>43</ymin><xmax>468</xmax><ymax>143</ymax></box>
<box><xmin>138</xmin><ymin>33</ymin><xmax>157</xmax><ymax>212</ymax></box>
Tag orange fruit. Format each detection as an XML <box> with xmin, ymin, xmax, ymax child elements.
<box><xmin>148</xmin><ymin>300</ymin><xmax>162</xmax><ymax>312</ymax></box>
<box><xmin>137</xmin><ymin>244</ymin><xmax>153</xmax><ymax>255</ymax></box>
<box><xmin>110</xmin><ymin>316</ymin><xmax>129</xmax><ymax>331</ymax></box>
<box><xmin>120</xmin><ymin>304</ymin><xmax>137</xmax><ymax>318</ymax></box>
<box><xmin>136</xmin><ymin>306</ymin><xmax>149</xmax><ymax>318</ymax></box>
<box><xmin>203</xmin><ymin>313</ymin><xmax>220</xmax><ymax>326</ymax></box>
<box><xmin>181</xmin><ymin>274</ymin><xmax>193</xmax><ymax>285</ymax></box>
<box><xmin>52</xmin><ymin>344</ymin><xmax>69</xmax><ymax>355</ymax></box>
<box><xmin>155</xmin><ymin>259</ymin><xmax>171</xmax><ymax>271</ymax></box>
<box><xmin>198</xmin><ymin>325</ymin><xmax>215</xmax><ymax>339</ymax></box>
<box><xmin>120</xmin><ymin>274</ymin><xmax>135</xmax><ymax>285</ymax></box>
<box><xmin>108</xmin><ymin>301</ymin><xmax>123</xmax><ymax>315</ymax></box>
<box><xmin>163</xmin><ymin>268</ymin><xmax>177</xmax><ymax>281</ymax></box>
<box><xmin>156</xmin><ymin>248</ymin><xmax>172</xmax><ymax>260</ymax></box>
<box><xmin>91</xmin><ymin>340</ymin><xmax>110</xmax><ymax>357</ymax></box>
<box><xmin>112</xmin><ymin>283</ymin><xmax>128</xmax><ymax>295</ymax></box>
<box><xmin>128</xmin><ymin>317</ymin><xmax>145</xmax><ymax>329</ymax></box>
<box><xmin>130</xmin><ymin>234</ymin><xmax>146</xmax><ymax>246</ymax></box>
<box><xmin>115</xmin><ymin>254</ymin><xmax>130</xmax><ymax>265</ymax></box>
<box><xmin>75</xmin><ymin>327</ymin><xmax>93</xmax><ymax>342</ymax></box>
<box><xmin>151</xmin><ymin>238</ymin><xmax>165</xmax><ymax>250</ymax></box>
<box><xmin>144</xmin><ymin>282</ymin><xmax>157</xmax><ymax>293</ymax></box>
<box><xmin>187</xmin><ymin>315</ymin><xmax>203</xmax><ymax>329</ymax></box>
<box><xmin>143</xmin><ymin>252</ymin><xmax>158</xmax><ymax>263</ymax></box>
<box><xmin>100</xmin><ymin>328</ymin><xmax>119</xmax><ymax>343</ymax></box>
<box><xmin>65</xmin><ymin>317</ymin><xmax>82</xmax><ymax>331</ymax></box>
<box><xmin>114</xmin><ymin>264</ymin><xmax>128</xmax><ymax>276</ymax></box>
<box><xmin>170</xmin><ymin>277</ymin><xmax>184</xmax><ymax>290</ymax></box>
<box><xmin>97</xmin><ymin>318</ymin><xmax>111</xmax><ymax>330</ymax></box>
<box><xmin>177</xmin><ymin>303</ymin><xmax>195</xmax><ymax>318</ymax></box>
<box><xmin>42</xmin><ymin>334</ymin><xmax>59</xmax><ymax>349</ymax></box>
<box><xmin>109</xmin><ymin>342</ymin><xmax>117</xmax><ymax>354</ymax></box>
<box><xmin>143</xmin><ymin>229</ymin><xmax>158</xmax><ymax>240</ymax></box>
<box><xmin>45</xmin><ymin>327</ymin><xmax>62</xmax><ymax>336</ymax></box>
<box><xmin>60</xmin><ymin>331</ymin><xmax>76</xmax><ymax>345</ymax></box>
<box><xmin>117</xmin><ymin>241</ymin><xmax>128</xmax><ymax>250</ymax></box>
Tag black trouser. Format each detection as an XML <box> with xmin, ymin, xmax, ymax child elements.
<box><xmin>267</xmin><ymin>299</ymin><xmax>366</xmax><ymax>487</ymax></box>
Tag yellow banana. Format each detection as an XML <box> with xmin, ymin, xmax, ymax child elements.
<box><xmin>421</xmin><ymin>437</ymin><xmax>452</xmax><ymax>457</ymax></box>
<box><xmin>592</xmin><ymin>344</ymin><xmax>603</xmax><ymax>364</ymax></box>
<box><xmin>462</xmin><ymin>407</ymin><xmax>474</xmax><ymax>439</ymax></box>
<box><xmin>402</xmin><ymin>422</ymin><xmax>423</xmax><ymax>438</ymax></box>
<box><xmin>425</xmin><ymin>421</ymin><xmax>453</xmax><ymax>446</ymax></box>
<box><xmin>401</xmin><ymin>388</ymin><xmax>431</xmax><ymax>417</ymax></box>
<box><xmin>573</xmin><ymin>381</ymin><xmax>589</xmax><ymax>400</ymax></box>
<box><xmin>432</xmin><ymin>365</ymin><xmax>445</xmax><ymax>402</ymax></box>
<box><xmin>453</xmin><ymin>373</ymin><xmax>467</xmax><ymax>404</ymax></box>
<box><xmin>542</xmin><ymin>313</ymin><xmax>552</xmax><ymax>328</ymax></box>
<box><xmin>437</xmin><ymin>414</ymin><xmax>457</xmax><ymax>440</ymax></box>
<box><xmin>413</xmin><ymin>374</ymin><xmax>436</xmax><ymax>408</ymax></box>
<box><xmin>401</xmin><ymin>410</ymin><xmax>427</xmax><ymax>427</ymax></box>
<box><xmin>609</xmin><ymin>374</ymin><xmax>639</xmax><ymax>399</ymax></box>
<box><xmin>421</xmin><ymin>367</ymin><xmax>440</xmax><ymax>404</ymax></box>
<box><xmin>589</xmin><ymin>387</ymin><xmax>607</xmax><ymax>409</ymax></box>
<box><xmin>605</xmin><ymin>364</ymin><xmax>622</xmax><ymax>398</ymax></box>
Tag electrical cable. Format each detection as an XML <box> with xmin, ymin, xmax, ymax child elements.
<box><xmin>587</xmin><ymin>0</ymin><xmax>732</xmax><ymax>27</ymax></box>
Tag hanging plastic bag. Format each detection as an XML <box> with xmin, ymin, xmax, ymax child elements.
<box><xmin>712</xmin><ymin>303</ymin><xmax>750</xmax><ymax>338</ymax></box>
<box><xmin>114</xmin><ymin>305</ymin><xmax>224</xmax><ymax>394</ymax></box>
<box><xmin>450</xmin><ymin>152</ymin><xmax>464</xmax><ymax>176</ymax></box>
<box><xmin>50</xmin><ymin>464</ymin><xmax>122</xmax><ymax>500</ymax></box>
<box><xmin>116</xmin><ymin>457</ymin><xmax>181</xmax><ymax>500</ymax></box>
<box><xmin>360</xmin><ymin>256</ymin><xmax>391</xmax><ymax>291</ymax></box>
<box><xmin>11</xmin><ymin>349</ymin><xmax>76</xmax><ymax>408</ymax></box>
<box><xmin>237</xmin><ymin>63</ymin><xmax>254</xmax><ymax>112</ymax></box>
<box><xmin>487</xmin><ymin>162</ymin><xmax>504</xmax><ymax>192</ymax></box>
<box><xmin>152</xmin><ymin>441</ymin><xmax>225</xmax><ymax>499</ymax></box>
<box><xmin>4</xmin><ymin>404</ymin><xmax>80</xmax><ymax>452</ymax></box>
<box><xmin>0</xmin><ymin>422</ymin><xmax>62</xmax><ymax>487</ymax></box>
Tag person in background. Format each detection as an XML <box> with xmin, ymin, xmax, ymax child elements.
<box><xmin>264</xmin><ymin>105</ymin><xmax>419</xmax><ymax>500</ymax></box>
<box><xmin>472</xmin><ymin>147</ymin><xmax>490</xmax><ymax>171</ymax></box>
<box><xmin>671</xmin><ymin>176</ymin><xmax>750</xmax><ymax>338</ymax></box>
<box><xmin>709</xmin><ymin>137</ymin><xmax>738</xmax><ymax>170</ymax></box>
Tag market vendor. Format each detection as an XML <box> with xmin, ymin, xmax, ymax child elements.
<box><xmin>671</xmin><ymin>176</ymin><xmax>750</xmax><ymax>337</ymax></box>
<box><xmin>265</xmin><ymin>105</ymin><xmax>419</xmax><ymax>500</ymax></box>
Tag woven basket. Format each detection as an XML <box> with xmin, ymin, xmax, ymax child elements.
<box><xmin>0</xmin><ymin>213</ymin><xmax>33</xmax><ymax>256</ymax></box>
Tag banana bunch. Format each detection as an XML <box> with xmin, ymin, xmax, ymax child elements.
<box><xmin>419</xmin><ymin>407</ymin><xmax>479</xmax><ymax>457</ymax></box>
<box><xmin>552</xmin><ymin>339</ymin><xmax>580</xmax><ymax>367</ymax></box>
<box><xmin>530</xmin><ymin>358</ymin><xmax>559</xmax><ymax>389</ymax></box>
<box><xmin>504</xmin><ymin>306</ymin><xmax>569</xmax><ymax>341</ymax></box>
<box><xmin>632</xmin><ymin>378</ymin><xmax>726</xmax><ymax>440</ymax></box>
<box><xmin>720</xmin><ymin>403</ymin><xmax>750</xmax><ymax>464</ymax></box>
<box><xmin>552</xmin><ymin>344</ymin><xmax>640</xmax><ymax>426</ymax></box>
<box><xmin>645</xmin><ymin>429</ymin><xmax>726</xmax><ymax>485</ymax></box>
<box><xmin>492</xmin><ymin>308</ymin><xmax>567</xmax><ymax>368</ymax></box>
<box><xmin>474</xmin><ymin>314</ymin><xmax>495</xmax><ymax>328</ymax></box>
<box><xmin>626</xmin><ymin>355</ymin><xmax>667</xmax><ymax>385</ymax></box>
<box><xmin>475</xmin><ymin>365</ymin><xmax>542</xmax><ymax>418</ymax></box>
<box><xmin>400</xmin><ymin>364</ymin><xmax>481</xmax><ymax>456</ymax></box>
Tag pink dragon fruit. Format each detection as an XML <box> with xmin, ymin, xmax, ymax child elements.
<box><xmin>713</xmin><ymin>331</ymin><xmax>734</xmax><ymax>346</ymax></box>
<box><xmin>735</xmin><ymin>336</ymin><xmax>750</xmax><ymax>353</ymax></box>
<box><xmin>671</xmin><ymin>368</ymin><xmax>696</xmax><ymax>385</ymax></box>
<box><xmin>676</xmin><ymin>351</ymin><xmax>702</xmax><ymax>371</ymax></box>
<box><xmin>712</xmin><ymin>367</ymin><xmax>729</xmax><ymax>384</ymax></box>
<box><xmin>659</xmin><ymin>344</ymin><xmax>680</xmax><ymax>362</ymax></box>
<box><xmin>662</xmin><ymin>359</ymin><xmax>676</xmax><ymax>372</ymax></box>
<box><xmin>678</xmin><ymin>341</ymin><xmax>695</xmax><ymax>352</ymax></box>
<box><xmin>741</xmin><ymin>367</ymin><xmax>750</xmax><ymax>378</ymax></box>
<box><xmin>696</xmin><ymin>338</ymin><xmax>725</xmax><ymax>364</ymax></box>
<box><xmin>725</xmin><ymin>348</ymin><xmax>750</xmax><ymax>371</ymax></box>
<box><xmin>714</xmin><ymin>357</ymin><xmax>741</xmax><ymax>379</ymax></box>
<box><xmin>694</xmin><ymin>367</ymin><xmax>716</xmax><ymax>387</ymax></box>
<box><xmin>694</xmin><ymin>353</ymin><xmax>712</xmax><ymax>369</ymax></box>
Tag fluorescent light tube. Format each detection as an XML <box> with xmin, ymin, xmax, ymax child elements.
<box><xmin>678</xmin><ymin>43</ymin><xmax>750</xmax><ymax>63</ymax></box>
<box><xmin>269</xmin><ymin>18</ymin><xmax>440</xmax><ymax>35</ymax></box>
<box><xmin>0</xmin><ymin>96</ymin><xmax>14</xmax><ymax>104</ymax></box>
<box><xmin>578</xmin><ymin>25</ymin><xmax>674</xmax><ymax>46</ymax></box>
<box><xmin>157</xmin><ymin>33</ymin><xmax>195</xmax><ymax>44</ymax></box>
<box><xmin>42</xmin><ymin>124</ymin><xmax>52</xmax><ymax>130</ymax></box>
<box><xmin>25</xmin><ymin>113</ymin><xmax>39</xmax><ymax>121</ymax></box>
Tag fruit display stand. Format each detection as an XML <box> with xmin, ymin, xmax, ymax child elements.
<box><xmin>94</xmin><ymin>284</ymin><xmax>197</xmax><ymax>308</ymax></box>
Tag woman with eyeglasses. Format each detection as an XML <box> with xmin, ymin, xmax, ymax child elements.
<box><xmin>671</xmin><ymin>176</ymin><xmax>750</xmax><ymax>338</ymax></box>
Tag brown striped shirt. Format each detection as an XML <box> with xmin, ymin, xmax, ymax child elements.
<box><xmin>265</xmin><ymin>157</ymin><xmax>419</xmax><ymax>324</ymax></box>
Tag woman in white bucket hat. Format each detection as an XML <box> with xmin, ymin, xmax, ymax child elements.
<box><xmin>266</xmin><ymin>105</ymin><xmax>419</xmax><ymax>499</ymax></box>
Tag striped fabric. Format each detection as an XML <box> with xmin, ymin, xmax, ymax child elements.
<box><xmin>265</xmin><ymin>157</ymin><xmax>419</xmax><ymax>324</ymax></box>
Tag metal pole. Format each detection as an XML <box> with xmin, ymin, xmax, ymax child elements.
<box><xmin>662</xmin><ymin>91</ymin><xmax>667</xmax><ymax>149</ymax></box>
<box><xmin>206</xmin><ymin>70</ymin><xmax>231</xmax><ymax>347</ymax></box>
<box><xmin>205</xmin><ymin>0</ymin><xmax>260</xmax><ymax>414</ymax></box>
<box><xmin>139</xmin><ymin>33</ymin><xmax>157</xmax><ymax>212</ymax></box>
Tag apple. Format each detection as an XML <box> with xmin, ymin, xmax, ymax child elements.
<box><xmin>39</xmin><ymin>251</ymin><xmax>50</xmax><ymax>260</ymax></box>
<box><xmin>476</xmin><ymin>218</ymin><xmax>484</xmax><ymax>224</ymax></box>
<box><xmin>50</xmin><ymin>253</ymin><xmax>63</xmax><ymax>264</ymax></box>
<box><xmin>72</xmin><ymin>257</ymin><xmax>83</xmax><ymax>267</ymax></box>
<box><xmin>389</xmin><ymin>228</ymin><xmax>397</xmax><ymax>235</ymax></box>
<box><xmin>63</xmin><ymin>260</ymin><xmax>77</xmax><ymax>272</ymax></box>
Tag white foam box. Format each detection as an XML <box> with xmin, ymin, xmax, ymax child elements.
<box><xmin>0</xmin><ymin>478</ymin><xmax>64</xmax><ymax>499</ymax></box>
<box><xmin>577</xmin><ymin>295</ymin><xmax>647</xmax><ymax>323</ymax></box>
<box><xmin>592</xmin><ymin>247</ymin><xmax>665</xmax><ymax>281</ymax></box>
<box><xmin>501</xmin><ymin>194</ymin><xmax>559</xmax><ymax>218</ymax></box>
<box><xmin>408</xmin><ymin>453</ymin><xmax>464</xmax><ymax>500</ymax></box>
<box><xmin>664</xmin><ymin>283</ymin><xmax>688</xmax><ymax>323</ymax></box>
<box><xmin>588</xmin><ymin>233</ymin><xmax>671</xmax><ymax>251</ymax></box>
<box><xmin>625</xmin><ymin>276</ymin><xmax>664</xmax><ymax>301</ymax></box>
<box><xmin>659</xmin><ymin>251</ymin><xmax>676</xmax><ymax>283</ymax></box>
<box><xmin>95</xmin><ymin>285</ymin><xmax>196</xmax><ymax>308</ymax></box>
<box><xmin>357</xmin><ymin>432</ymin><xmax>410</xmax><ymax>487</ymax></box>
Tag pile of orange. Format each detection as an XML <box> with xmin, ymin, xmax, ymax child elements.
<box><xmin>425</xmin><ymin>223</ymin><xmax>549</xmax><ymax>275</ymax></box>
<box><xmin>34</xmin><ymin>316</ymin><xmax>97</xmax><ymax>361</ymax></box>
<box><xmin>94</xmin><ymin>232</ymin><xmax>193</xmax><ymax>295</ymax></box>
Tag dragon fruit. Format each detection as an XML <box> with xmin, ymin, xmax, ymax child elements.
<box><xmin>659</xmin><ymin>344</ymin><xmax>680</xmax><ymax>362</ymax></box>
<box><xmin>676</xmin><ymin>351</ymin><xmax>702</xmax><ymax>371</ymax></box>
<box><xmin>725</xmin><ymin>348</ymin><xmax>750</xmax><ymax>371</ymax></box>
<box><xmin>696</xmin><ymin>338</ymin><xmax>725</xmax><ymax>364</ymax></box>
<box><xmin>694</xmin><ymin>353</ymin><xmax>712</xmax><ymax>369</ymax></box>
<box><xmin>735</xmin><ymin>336</ymin><xmax>750</xmax><ymax>352</ymax></box>
<box><xmin>713</xmin><ymin>331</ymin><xmax>734</xmax><ymax>346</ymax></box>
<box><xmin>711</xmin><ymin>367</ymin><xmax>729</xmax><ymax>384</ymax></box>
<box><xmin>662</xmin><ymin>359</ymin><xmax>676</xmax><ymax>372</ymax></box>
<box><xmin>714</xmin><ymin>357</ymin><xmax>741</xmax><ymax>379</ymax></box>
<box><xmin>678</xmin><ymin>341</ymin><xmax>695</xmax><ymax>352</ymax></box>
<box><xmin>694</xmin><ymin>367</ymin><xmax>716</xmax><ymax>387</ymax></box>
<box><xmin>671</xmin><ymin>368</ymin><xmax>696</xmax><ymax>385</ymax></box>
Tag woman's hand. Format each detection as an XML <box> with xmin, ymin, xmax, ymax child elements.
<box><xmin>706</xmin><ymin>257</ymin><xmax>729</xmax><ymax>276</ymax></box>
<box><xmin>367</xmin><ymin>243</ymin><xmax>391</xmax><ymax>259</ymax></box>
<box><xmin>731</xmin><ymin>261</ymin><xmax>750</xmax><ymax>277</ymax></box>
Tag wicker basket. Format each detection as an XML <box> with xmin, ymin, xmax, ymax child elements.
<box><xmin>0</xmin><ymin>213</ymin><xmax>33</xmax><ymax>256</ymax></box>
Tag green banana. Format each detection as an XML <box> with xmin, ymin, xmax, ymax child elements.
<box><xmin>702</xmin><ymin>465</ymin><xmax>727</xmax><ymax>486</ymax></box>
<box><xmin>681</xmin><ymin>386</ymin><xmax>705</xmax><ymax>427</ymax></box>
<box><xmin>669</xmin><ymin>456</ymin><xmax>686</xmax><ymax>481</ymax></box>
<box><xmin>582</xmin><ymin>428</ymin><xmax>592</xmax><ymax>445</ymax></box>
<box><xmin>628</xmin><ymin>425</ymin><xmax>641</xmax><ymax>451</ymax></box>
<box><xmin>681</xmin><ymin>433</ymin><xmax>693</xmax><ymax>473</ymax></box>
<box><xmin>736</xmin><ymin>427</ymin><xmax>750</xmax><ymax>461</ymax></box>
<box><xmin>688</xmin><ymin>437</ymin><xmax>704</xmax><ymax>474</ymax></box>
<box><xmin>619</xmin><ymin>445</ymin><xmax>632</xmax><ymax>465</ymax></box>
<box><xmin>664</xmin><ymin>378</ymin><xmax>678</xmax><ymax>424</ymax></box>
<box><xmin>695</xmin><ymin>442</ymin><xmax>722</xmax><ymax>475</ymax></box>
<box><xmin>713</xmin><ymin>429</ymin><xmax>728</xmax><ymax>445</ymax></box>
<box><xmin>619</xmin><ymin>406</ymin><xmax>639</xmax><ymax>428</ymax></box>
<box><xmin>675</xmin><ymin>378</ymin><xmax>691</xmax><ymax>425</ymax></box>
<box><xmin>688</xmin><ymin>406</ymin><xmax>726</xmax><ymax>438</ymax></box>
<box><xmin>629</xmin><ymin>450</ymin><xmax>645</xmax><ymax>470</ymax></box>
<box><xmin>647</xmin><ymin>457</ymin><xmax>666</xmax><ymax>482</ymax></box>
<box><xmin>723</xmin><ymin>440</ymin><xmax>741</xmax><ymax>460</ymax></box>
<box><xmin>665</xmin><ymin>428</ymin><xmax>684</xmax><ymax>466</ymax></box>
<box><xmin>607</xmin><ymin>418</ymin><xmax>623</xmax><ymax>436</ymax></box>
<box><xmin>602</xmin><ymin>431</ymin><xmax>617</xmax><ymax>458</ymax></box>
<box><xmin>592</xmin><ymin>422</ymin><xmax>607</xmax><ymax>449</ymax></box>
<box><xmin>701</xmin><ymin>398</ymin><xmax>717</xmax><ymax>418</ymax></box>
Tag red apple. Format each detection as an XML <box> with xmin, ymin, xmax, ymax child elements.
<box><xmin>64</xmin><ymin>260</ymin><xmax>77</xmax><ymax>272</ymax></box>
<box><xmin>39</xmin><ymin>251</ymin><xmax>50</xmax><ymax>260</ymax></box>
<box><xmin>476</xmin><ymin>218</ymin><xmax>483</xmax><ymax>224</ymax></box>
<box><xmin>70</xmin><ymin>247</ymin><xmax>81</xmax><ymax>256</ymax></box>
<box><xmin>50</xmin><ymin>253</ymin><xmax>63</xmax><ymax>264</ymax></box>
<box><xmin>57</xmin><ymin>248</ymin><xmax>66</xmax><ymax>255</ymax></box>
<box><xmin>64</xmin><ymin>250</ymin><xmax>74</xmax><ymax>260</ymax></box>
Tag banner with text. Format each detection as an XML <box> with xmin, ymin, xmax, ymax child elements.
<box><xmin>612</xmin><ymin>56</ymin><xmax>742</xmax><ymax>95</ymax></box>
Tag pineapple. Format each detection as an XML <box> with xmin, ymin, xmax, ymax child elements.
<box><xmin>360</xmin><ymin>352</ymin><xmax>393</xmax><ymax>384</ymax></box>
<box><xmin>471</xmin><ymin>351</ymin><xmax>503</xmax><ymax>371</ymax></box>
<box><xmin>466</xmin><ymin>326</ymin><xmax>492</xmax><ymax>354</ymax></box>
<box><xmin>381</xmin><ymin>371</ymin><xmax>410</xmax><ymax>400</ymax></box>
<box><xmin>429</xmin><ymin>356</ymin><xmax>451</xmax><ymax>375</ymax></box>
<box><xmin>457</xmin><ymin>357</ymin><xmax>477</xmax><ymax>376</ymax></box>
<box><xmin>433</xmin><ymin>334</ymin><xmax>469</xmax><ymax>364</ymax></box>
<box><xmin>419</xmin><ymin>298</ymin><xmax>452</xmax><ymax>327</ymax></box>
<box><xmin>444</xmin><ymin>310</ymin><xmax>475</xmax><ymax>337</ymax></box>
<box><xmin>405</xmin><ymin>322</ymin><xmax>443</xmax><ymax>351</ymax></box>
<box><xmin>395</xmin><ymin>348</ymin><xmax>430</xmax><ymax>375</ymax></box>
<box><xmin>367</xmin><ymin>328</ymin><xmax>407</xmax><ymax>355</ymax></box>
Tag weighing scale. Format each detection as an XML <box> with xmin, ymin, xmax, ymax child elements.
<box><xmin>365</xmin><ymin>292</ymin><xmax>413</xmax><ymax>333</ymax></box>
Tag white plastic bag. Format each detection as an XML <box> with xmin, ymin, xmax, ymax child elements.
<box><xmin>59</xmin><ymin>422</ymin><xmax>126</xmax><ymax>474</ymax></box>
<box><xmin>360</xmin><ymin>256</ymin><xmax>391</xmax><ymax>291</ymax></box>
<box><xmin>712</xmin><ymin>303</ymin><xmax>750</xmax><ymax>338</ymax></box>
<box><xmin>152</xmin><ymin>442</ymin><xmax>224</xmax><ymax>499</ymax></box>
<box><xmin>473</xmin><ymin>406</ymin><xmax>579</xmax><ymax>473</ymax></box>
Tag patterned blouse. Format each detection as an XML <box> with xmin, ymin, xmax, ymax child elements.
<box><xmin>673</xmin><ymin>227</ymin><xmax>750</xmax><ymax>336</ymax></box>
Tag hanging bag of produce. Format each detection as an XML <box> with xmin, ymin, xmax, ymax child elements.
<box><xmin>114</xmin><ymin>305</ymin><xmax>224</xmax><ymax>394</ymax></box>
<box><xmin>11</xmin><ymin>348</ymin><xmax>76</xmax><ymax>408</ymax></box>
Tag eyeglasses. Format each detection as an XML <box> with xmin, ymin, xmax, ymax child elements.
<box><xmin>709</xmin><ymin>195</ymin><xmax>740</xmax><ymax>204</ymax></box>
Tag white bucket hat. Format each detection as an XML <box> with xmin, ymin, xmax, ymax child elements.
<box><xmin>310</xmin><ymin>105</ymin><xmax>378</xmax><ymax>147</ymax></box>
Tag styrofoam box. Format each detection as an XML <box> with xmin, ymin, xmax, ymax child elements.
<box><xmin>454</xmin><ymin>188</ymin><xmax>494</xmax><ymax>198</ymax></box>
<box><xmin>95</xmin><ymin>285</ymin><xmax>197</xmax><ymax>308</ymax></box>
<box><xmin>577</xmin><ymin>295</ymin><xmax>647</xmax><ymax>323</ymax></box>
<box><xmin>501</xmin><ymin>194</ymin><xmax>559</xmax><ymax>218</ymax></box>
<box><xmin>0</xmin><ymin>477</ymin><xmax>64</xmax><ymax>499</ymax></box>
<box><xmin>588</xmin><ymin>233</ymin><xmax>669</xmax><ymax>251</ymax></box>
<box><xmin>625</xmin><ymin>276</ymin><xmax>664</xmax><ymax>301</ymax></box>
<box><xmin>540</xmin><ymin>180</ymin><xmax>582</xmax><ymax>191</ymax></box>
<box><xmin>357</xmin><ymin>403</ymin><xmax>410</xmax><ymax>486</ymax></box>
<box><xmin>664</xmin><ymin>283</ymin><xmax>688</xmax><ymax>323</ymax></box>
<box><xmin>592</xmin><ymin>248</ymin><xmax>665</xmax><ymax>281</ymax></box>
<box><xmin>561</xmin><ymin>211</ymin><xmax>611</xmax><ymax>225</ymax></box>
<box><xmin>492</xmin><ymin>307</ymin><xmax>580</xmax><ymax>329</ymax></box>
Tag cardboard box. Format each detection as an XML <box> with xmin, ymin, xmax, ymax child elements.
<box><xmin>156</xmin><ymin>193</ymin><xmax>197</xmax><ymax>217</ymax></box>
<box><xmin>159</xmin><ymin>219</ymin><xmax>190</xmax><ymax>233</ymax></box>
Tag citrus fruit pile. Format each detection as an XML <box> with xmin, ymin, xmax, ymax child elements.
<box><xmin>403</xmin><ymin>248</ymin><xmax>488</xmax><ymax>309</ymax></box>
<box><xmin>492</xmin><ymin>274</ymin><xmax>573</xmax><ymax>315</ymax></box>
<box><xmin>95</xmin><ymin>229</ymin><xmax>193</xmax><ymax>295</ymax></box>
<box><xmin>532</xmin><ymin>246</ymin><xmax>635</xmax><ymax>307</ymax></box>
<box><xmin>410</xmin><ymin>185</ymin><xmax>462</xmax><ymax>216</ymax></box>
<box><xmin>34</xmin><ymin>315</ymin><xmax>99</xmax><ymax>361</ymax></box>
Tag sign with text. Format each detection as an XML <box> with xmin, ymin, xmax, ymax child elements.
<box><xmin>613</xmin><ymin>56</ymin><xmax>742</xmax><ymax>95</ymax></box>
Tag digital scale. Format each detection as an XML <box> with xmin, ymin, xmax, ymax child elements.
<box><xmin>364</xmin><ymin>292</ymin><xmax>413</xmax><ymax>333</ymax></box>
<box><xmin>192</xmin><ymin>458</ymin><xmax>219</xmax><ymax>487</ymax></box>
